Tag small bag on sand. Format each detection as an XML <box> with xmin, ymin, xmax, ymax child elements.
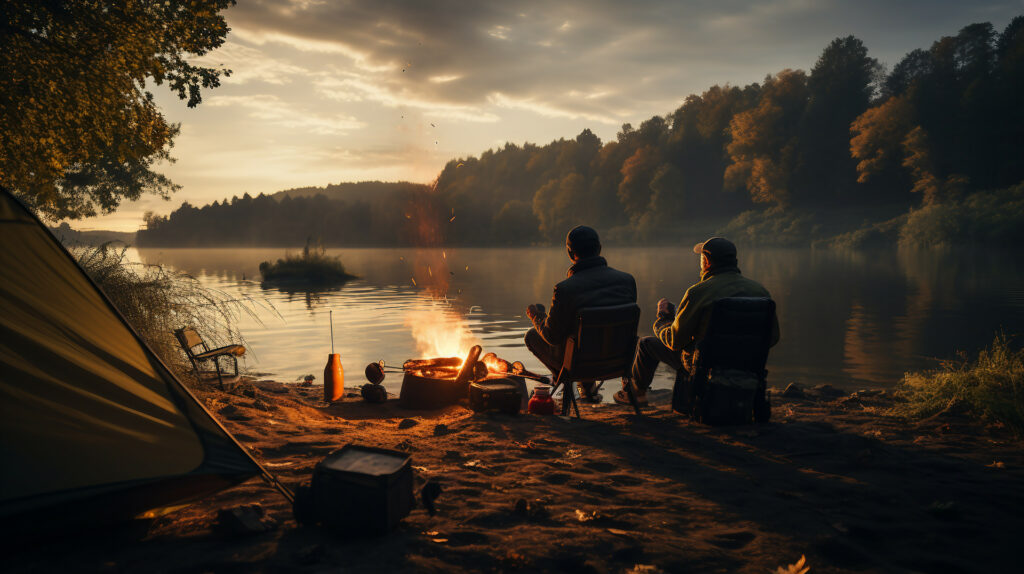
<box><xmin>676</xmin><ymin>368</ymin><xmax>769</xmax><ymax>425</ymax></box>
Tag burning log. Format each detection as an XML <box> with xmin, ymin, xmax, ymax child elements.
<box><xmin>455</xmin><ymin>345</ymin><xmax>483</xmax><ymax>385</ymax></box>
<box><xmin>403</xmin><ymin>357</ymin><xmax>461</xmax><ymax>371</ymax></box>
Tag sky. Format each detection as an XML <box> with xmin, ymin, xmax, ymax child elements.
<box><xmin>75</xmin><ymin>0</ymin><xmax>1022</xmax><ymax>231</ymax></box>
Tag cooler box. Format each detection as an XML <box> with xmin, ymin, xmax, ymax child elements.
<box><xmin>309</xmin><ymin>444</ymin><xmax>414</xmax><ymax>534</ymax></box>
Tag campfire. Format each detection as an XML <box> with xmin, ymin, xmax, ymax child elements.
<box><xmin>394</xmin><ymin>305</ymin><xmax>545</xmax><ymax>409</ymax></box>
<box><xmin>396</xmin><ymin>345</ymin><xmax>544</xmax><ymax>410</ymax></box>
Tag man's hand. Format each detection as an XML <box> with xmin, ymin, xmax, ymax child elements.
<box><xmin>657</xmin><ymin>298</ymin><xmax>675</xmax><ymax>317</ymax></box>
<box><xmin>526</xmin><ymin>303</ymin><xmax>546</xmax><ymax>321</ymax></box>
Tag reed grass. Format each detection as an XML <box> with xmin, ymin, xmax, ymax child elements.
<box><xmin>894</xmin><ymin>332</ymin><xmax>1024</xmax><ymax>435</ymax></box>
<box><xmin>73</xmin><ymin>243</ymin><xmax>265</xmax><ymax>378</ymax></box>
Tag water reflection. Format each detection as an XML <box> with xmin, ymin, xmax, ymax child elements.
<box><xmin>134</xmin><ymin>246</ymin><xmax>1024</xmax><ymax>392</ymax></box>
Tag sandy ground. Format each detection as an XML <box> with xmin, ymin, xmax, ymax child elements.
<box><xmin>8</xmin><ymin>380</ymin><xmax>1024</xmax><ymax>574</ymax></box>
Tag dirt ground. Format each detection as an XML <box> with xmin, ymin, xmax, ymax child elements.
<box><xmin>8</xmin><ymin>380</ymin><xmax>1024</xmax><ymax>574</ymax></box>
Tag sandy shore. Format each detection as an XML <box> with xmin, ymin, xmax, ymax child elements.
<box><xmin>9</xmin><ymin>380</ymin><xmax>1024</xmax><ymax>573</ymax></box>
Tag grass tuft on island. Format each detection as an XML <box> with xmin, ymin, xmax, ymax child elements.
<box><xmin>259</xmin><ymin>240</ymin><xmax>356</xmax><ymax>287</ymax></box>
<box><xmin>894</xmin><ymin>332</ymin><xmax>1024</xmax><ymax>435</ymax></box>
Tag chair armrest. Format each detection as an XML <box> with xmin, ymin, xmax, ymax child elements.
<box><xmin>193</xmin><ymin>345</ymin><xmax>246</xmax><ymax>360</ymax></box>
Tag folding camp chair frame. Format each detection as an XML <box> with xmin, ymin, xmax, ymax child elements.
<box><xmin>549</xmin><ymin>303</ymin><xmax>642</xmax><ymax>418</ymax></box>
<box><xmin>174</xmin><ymin>327</ymin><xmax>245</xmax><ymax>390</ymax></box>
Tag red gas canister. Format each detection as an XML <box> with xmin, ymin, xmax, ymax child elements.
<box><xmin>527</xmin><ymin>385</ymin><xmax>555</xmax><ymax>415</ymax></box>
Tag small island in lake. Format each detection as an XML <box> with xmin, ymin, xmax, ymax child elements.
<box><xmin>259</xmin><ymin>239</ymin><xmax>356</xmax><ymax>287</ymax></box>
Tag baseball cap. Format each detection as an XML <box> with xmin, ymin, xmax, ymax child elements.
<box><xmin>692</xmin><ymin>237</ymin><xmax>737</xmax><ymax>260</ymax></box>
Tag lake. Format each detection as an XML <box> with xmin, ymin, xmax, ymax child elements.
<box><xmin>134</xmin><ymin>246</ymin><xmax>1024</xmax><ymax>394</ymax></box>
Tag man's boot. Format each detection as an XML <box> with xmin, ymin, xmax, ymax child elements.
<box><xmin>613</xmin><ymin>378</ymin><xmax>648</xmax><ymax>407</ymax></box>
<box><xmin>577</xmin><ymin>381</ymin><xmax>603</xmax><ymax>403</ymax></box>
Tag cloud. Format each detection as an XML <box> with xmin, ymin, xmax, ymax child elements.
<box><xmin>192</xmin><ymin>42</ymin><xmax>308</xmax><ymax>85</ymax></box>
<box><xmin>206</xmin><ymin>94</ymin><xmax>366</xmax><ymax>134</ymax></box>
<box><xmin>224</xmin><ymin>0</ymin><xmax>1020</xmax><ymax>124</ymax></box>
<box><xmin>488</xmin><ymin>92</ymin><xmax>618</xmax><ymax>125</ymax></box>
<box><xmin>313</xmin><ymin>73</ymin><xmax>500</xmax><ymax>123</ymax></box>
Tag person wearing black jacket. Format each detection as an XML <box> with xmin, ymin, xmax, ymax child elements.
<box><xmin>524</xmin><ymin>226</ymin><xmax>637</xmax><ymax>402</ymax></box>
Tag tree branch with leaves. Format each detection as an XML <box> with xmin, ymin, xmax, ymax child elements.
<box><xmin>0</xmin><ymin>0</ymin><xmax>235</xmax><ymax>220</ymax></box>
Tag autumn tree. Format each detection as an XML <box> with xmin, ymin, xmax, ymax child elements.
<box><xmin>0</xmin><ymin>0</ymin><xmax>235</xmax><ymax>219</ymax></box>
<box><xmin>850</xmin><ymin>96</ymin><xmax>916</xmax><ymax>188</ymax></box>
<box><xmin>725</xmin><ymin>69</ymin><xmax>809</xmax><ymax>207</ymax></box>
<box><xmin>668</xmin><ymin>84</ymin><xmax>759</xmax><ymax>213</ymax></box>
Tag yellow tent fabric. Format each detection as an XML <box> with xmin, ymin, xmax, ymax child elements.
<box><xmin>0</xmin><ymin>189</ymin><xmax>261</xmax><ymax>524</ymax></box>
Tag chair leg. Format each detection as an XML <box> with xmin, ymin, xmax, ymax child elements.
<box><xmin>565</xmin><ymin>380</ymin><xmax>581</xmax><ymax>419</ymax></box>
<box><xmin>552</xmin><ymin>370</ymin><xmax>566</xmax><ymax>415</ymax></box>
<box><xmin>214</xmin><ymin>360</ymin><xmax>225</xmax><ymax>390</ymax></box>
<box><xmin>552</xmin><ymin>370</ymin><xmax>581</xmax><ymax>418</ymax></box>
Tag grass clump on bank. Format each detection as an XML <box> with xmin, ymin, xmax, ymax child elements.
<box><xmin>74</xmin><ymin>243</ymin><xmax>259</xmax><ymax>378</ymax></box>
<box><xmin>259</xmin><ymin>239</ymin><xmax>356</xmax><ymax>286</ymax></box>
<box><xmin>894</xmin><ymin>333</ymin><xmax>1024</xmax><ymax>435</ymax></box>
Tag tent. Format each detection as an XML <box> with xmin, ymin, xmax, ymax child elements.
<box><xmin>0</xmin><ymin>188</ymin><xmax>276</xmax><ymax>529</ymax></box>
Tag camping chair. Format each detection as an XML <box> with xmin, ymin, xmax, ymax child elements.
<box><xmin>174</xmin><ymin>327</ymin><xmax>246</xmax><ymax>389</ymax></box>
<box><xmin>550</xmin><ymin>303</ymin><xmax>642</xmax><ymax>418</ymax></box>
<box><xmin>672</xmin><ymin>297</ymin><xmax>776</xmax><ymax>424</ymax></box>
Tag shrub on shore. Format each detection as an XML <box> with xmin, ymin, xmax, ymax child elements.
<box><xmin>813</xmin><ymin>214</ymin><xmax>906</xmax><ymax>249</ymax></box>
<box><xmin>74</xmin><ymin>243</ymin><xmax>258</xmax><ymax>378</ymax></box>
<box><xmin>259</xmin><ymin>239</ymin><xmax>355</xmax><ymax>286</ymax></box>
<box><xmin>894</xmin><ymin>333</ymin><xmax>1024</xmax><ymax>435</ymax></box>
<box><xmin>719</xmin><ymin>207</ymin><xmax>822</xmax><ymax>247</ymax></box>
<box><xmin>899</xmin><ymin>183</ymin><xmax>1024</xmax><ymax>248</ymax></box>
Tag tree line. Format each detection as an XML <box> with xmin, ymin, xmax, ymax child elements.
<box><xmin>138</xmin><ymin>17</ymin><xmax>1024</xmax><ymax>247</ymax></box>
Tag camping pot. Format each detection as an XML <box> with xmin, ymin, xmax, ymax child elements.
<box><xmin>399</xmin><ymin>370</ymin><xmax>468</xmax><ymax>409</ymax></box>
<box><xmin>324</xmin><ymin>353</ymin><xmax>344</xmax><ymax>402</ymax></box>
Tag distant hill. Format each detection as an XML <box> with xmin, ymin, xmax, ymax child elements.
<box><xmin>137</xmin><ymin>180</ymin><xmax>439</xmax><ymax>247</ymax></box>
<box><xmin>272</xmin><ymin>181</ymin><xmax>430</xmax><ymax>203</ymax></box>
<box><xmin>49</xmin><ymin>223</ymin><xmax>136</xmax><ymax>246</ymax></box>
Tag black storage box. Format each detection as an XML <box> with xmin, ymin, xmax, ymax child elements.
<box><xmin>469</xmin><ymin>377</ymin><xmax>524</xmax><ymax>414</ymax></box>
<box><xmin>305</xmin><ymin>444</ymin><xmax>414</xmax><ymax>534</ymax></box>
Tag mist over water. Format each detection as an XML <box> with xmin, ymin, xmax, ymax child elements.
<box><xmin>134</xmin><ymin>246</ymin><xmax>1024</xmax><ymax>393</ymax></box>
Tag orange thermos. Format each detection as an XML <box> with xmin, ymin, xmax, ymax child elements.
<box><xmin>324</xmin><ymin>353</ymin><xmax>344</xmax><ymax>402</ymax></box>
<box><xmin>324</xmin><ymin>310</ymin><xmax>344</xmax><ymax>402</ymax></box>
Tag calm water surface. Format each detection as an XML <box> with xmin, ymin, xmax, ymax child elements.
<box><xmin>133</xmin><ymin>246</ymin><xmax>1024</xmax><ymax>393</ymax></box>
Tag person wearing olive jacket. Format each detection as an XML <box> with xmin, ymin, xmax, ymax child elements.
<box><xmin>614</xmin><ymin>237</ymin><xmax>779</xmax><ymax>406</ymax></box>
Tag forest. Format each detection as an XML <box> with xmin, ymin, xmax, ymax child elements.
<box><xmin>137</xmin><ymin>18</ymin><xmax>1024</xmax><ymax>248</ymax></box>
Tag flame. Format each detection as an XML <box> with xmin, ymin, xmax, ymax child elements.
<box><xmin>482</xmin><ymin>353</ymin><xmax>509</xmax><ymax>374</ymax></box>
<box><xmin>405</xmin><ymin>310</ymin><xmax>479</xmax><ymax>359</ymax></box>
